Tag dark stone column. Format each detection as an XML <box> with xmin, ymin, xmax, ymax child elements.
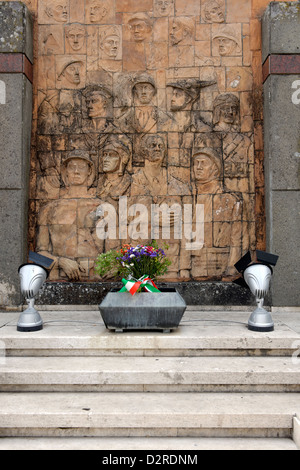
<box><xmin>0</xmin><ymin>2</ymin><xmax>33</xmax><ymax>307</ymax></box>
<box><xmin>262</xmin><ymin>2</ymin><xmax>300</xmax><ymax>307</ymax></box>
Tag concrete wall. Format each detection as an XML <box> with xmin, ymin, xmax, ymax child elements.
<box><xmin>262</xmin><ymin>2</ymin><xmax>300</xmax><ymax>306</ymax></box>
<box><xmin>0</xmin><ymin>2</ymin><xmax>33</xmax><ymax>306</ymax></box>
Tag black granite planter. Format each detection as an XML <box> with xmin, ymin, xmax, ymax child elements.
<box><xmin>99</xmin><ymin>288</ymin><xmax>187</xmax><ymax>333</ymax></box>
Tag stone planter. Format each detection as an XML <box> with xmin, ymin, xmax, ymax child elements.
<box><xmin>99</xmin><ymin>288</ymin><xmax>187</xmax><ymax>333</ymax></box>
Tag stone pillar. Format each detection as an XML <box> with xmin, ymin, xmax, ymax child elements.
<box><xmin>0</xmin><ymin>2</ymin><xmax>33</xmax><ymax>307</ymax></box>
<box><xmin>262</xmin><ymin>2</ymin><xmax>300</xmax><ymax>307</ymax></box>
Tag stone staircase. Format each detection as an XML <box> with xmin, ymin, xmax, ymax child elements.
<box><xmin>0</xmin><ymin>308</ymin><xmax>300</xmax><ymax>450</ymax></box>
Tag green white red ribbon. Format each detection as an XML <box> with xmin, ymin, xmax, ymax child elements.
<box><xmin>120</xmin><ymin>275</ymin><xmax>160</xmax><ymax>296</ymax></box>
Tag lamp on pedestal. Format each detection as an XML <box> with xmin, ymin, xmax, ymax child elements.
<box><xmin>234</xmin><ymin>251</ymin><xmax>279</xmax><ymax>332</ymax></box>
<box><xmin>17</xmin><ymin>252</ymin><xmax>54</xmax><ymax>332</ymax></box>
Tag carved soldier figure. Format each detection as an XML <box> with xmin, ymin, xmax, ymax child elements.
<box><xmin>203</xmin><ymin>1</ymin><xmax>225</xmax><ymax>23</ymax></box>
<box><xmin>154</xmin><ymin>0</ymin><xmax>174</xmax><ymax>17</ymax></box>
<box><xmin>167</xmin><ymin>79</ymin><xmax>214</xmax><ymax>132</ymax></box>
<box><xmin>191</xmin><ymin>148</ymin><xmax>244</xmax><ymax>278</ymax></box>
<box><xmin>128</xmin><ymin>13</ymin><xmax>152</xmax><ymax>43</ymax></box>
<box><xmin>213</xmin><ymin>26</ymin><xmax>241</xmax><ymax>56</ymax></box>
<box><xmin>57</xmin><ymin>60</ymin><xmax>84</xmax><ymax>88</ymax></box>
<box><xmin>97</xmin><ymin>135</ymin><xmax>131</xmax><ymax>199</ymax></box>
<box><xmin>87</xmin><ymin>0</ymin><xmax>108</xmax><ymax>23</ymax></box>
<box><xmin>83</xmin><ymin>85</ymin><xmax>113</xmax><ymax>132</ymax></box>
<box><xmin>97</xmin><ymin>135</ymin><xmax>132</xmax><ymax>254</ymax></box>
<box><xmin>118</xmin><ymin>73</ymin><xmax>173</xmax><ymax>136</ymax></box>
<box><xmin>170</xmin><ymin>18</ymin><xmax>195</xmax><ymax>46</ymax></box>
<box><xmin>213</xmin><ymin>93</ymin><xmax>253</xmax><ymax>186</ymax></box>
<box><xmin>37</xmin><ymin>151</ymin><xmax>103</xmax><ymax>281</ymax></box>
<box><xmin>99</xmin><ymin>26</ymin><xmax>121</xmax><ymax>60</ymax></box>
<box><xmin>213</xmin><ymin>93</ymin><xmax>240</xmax><ymax>132</ymax></box>
<box><xmin>44</xmin><ymin>1</ymin><xmax>68</xmax><ymax>23</ymax></box>
<box><xmin>131</xmin><ymin>134</ymin><xmax>167</xmax><ymax>196</ymax></box>
<box><xmin>65</xmin><ymin>24</ymin><xmax>86</xmax><ymax>53</ymax></box>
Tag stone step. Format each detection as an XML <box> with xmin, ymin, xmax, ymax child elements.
<box><xmin>0</xmin><ymin>436</ymin><xmax>297</xmax><ymax>451</ymax></box>
<box><xmin>1</xmin><ymin>311</ymin><xmax>299</xmax><ymax>357</ymax></box>
<box><xmin>1</xmin><ymin>356</ymin><xmax>300</xmax><ymax>392</ymax></box>
<box><xmin>0</xmin><ymin>392</ymin><xmax>299</xmax><ymax>438</ymax></box>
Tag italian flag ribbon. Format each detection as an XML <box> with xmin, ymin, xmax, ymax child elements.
<box><xmin>119</xmin><ymin>275</ymin><xmax>160</xmax><ymax>296</ymax></box>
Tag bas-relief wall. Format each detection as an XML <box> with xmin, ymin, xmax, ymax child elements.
<box><xmin>25</xmin><ymin>0</ymin><xmax>259</xmax><ymax>282</ymax></box>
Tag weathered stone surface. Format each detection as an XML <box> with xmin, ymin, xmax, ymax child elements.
<box><xmin>0</xmin><ymin>3</ymin><xmax>33</xmax><ymax>307</ymax></box>
<box><xmin>269</xmin><ymin>191</ymin><xmax>300</xmax><ymax>307</ymax></box>
<box><xmin>0</xmin><ymin>190</ymin><xmax>28</xmax><ymax>306</ymax></box>
<box><xmin>262</xmin><ymin>1</ymin><xmax>300</xmax><ymax>62</ymax></box>
<box><xmin>263</xmin><ymin>1</ymin><xmax>300</xmax><ymax>307</ymax></box>
<box><xmin>264</xmin><ymin>75</ymin><xmax>300</xmax><ymax>191</ymax></box>
<box><xmin>32</xmin><ymin>0</ymin><xmax>258</xmax><ymax>283</ymax></box>
<box><xmin>0</xmin><ymin>1</ymin><xmax>33</xmax><ymax>61</ymax></box>
<box><xmin>36</xmin><ymin>281</ymin><xmax>257</xmax><ymax>306</ymax></box>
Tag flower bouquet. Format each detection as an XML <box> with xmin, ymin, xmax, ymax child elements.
<box><xmin>95</xmin><ymin>241</ymin><xmax>172</xmax><ymax>295</ymax></box>
<box><xmin>97</xmin><ymin>242</ymin><xmax>186</xmax><ymax>332</ymax></box>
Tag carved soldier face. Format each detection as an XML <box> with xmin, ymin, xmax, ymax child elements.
<box><xmin>133</xmin><ymin>83</ymin><xmax>156</xmax><ymax>105</ymax></box>
<box><xmin>66</xmin><ymin>25</ymin><xmax>86</xmax><ymax>51</ymax></box>
<box><xmin>129</xmin><ymin>19</ymin><xmax>151</xmax><ymax>42</ymax></box>
<box><xmin>204</xmin><ymin>2</ymin><xmax>224</xmax><ymax>23</ymax></box>
<box><xmin>50</xmin><ymin>3</ymin><xmax>68</xmax><ymax>22</ymax></box>
<box><xmin>86</xmin><ymin>91</ymin><xmax>108</xmax><ymax>119</ymax></box>
<box><xmin>170</xmin><ymin>88</ymin><xmax>190</xmax><ymax>111</ymax></box>
<box><xmin>216</xmin><ymin>37</ymin><xmax>237</xmax><ymax>56</ymax></box>
<box><xmin>59</xmin><ymin>91</ymin><xmax>75</xmax><ymax>117</ymax></box>
<box><xmin>62</xmin><ymin>62</ymin><xmax>82</xmax><ymax>85</ymax></box>
<box><xmin>155</xmin><ymin>0</ymin><xmax>174</xmax><ymax>16</ymax></box>
<box><xmin>170</xmin><ymin>20</ymin><xmax>184</xmax><ymax>46</ymax></box>
<box><xmin>89</xmin><ymin>3</ymin><xmax>108</xmax><ymax>23</ymax></box>
<box><xmin>103</xmin><ymin>150</ymin><xmax>120</xmax><ymax>173</ymax></box>
<box><xmin>66</xmin><ymin>158</ymin><xmax>91</xmax><ymax>186</ymax></box>
<box><xmin>102</xmin><ymin>34</ymin><xmax>120</xmax><ymax>58</ymax></box>
<box><xmin>193</xmin><ymin>155</ymin><xmax>219</xmax><ymax>183</ymax></box>
<box><xmin>219</xmin><ymin>103</ymin><xmax>238</xmax><ymax>125</ymax></box>
<box><xmin>145</xmin><ymin>136</ymin><xmax>166</xmax><ymax>165</ymax></box>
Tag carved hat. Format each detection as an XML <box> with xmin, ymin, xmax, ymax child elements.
<box><xmin>62</xmin><ymin>150</ymin><xmax>96</xmax><ymax>187</ymax></box>
<box><xmin>132</xmin><ymin>73</ymin><xmax>157</xmax><ymax>94</ymax></box>
<box><xmin>192</xmin><ymin>147</ymin><xmax>222</xmax><ymax>176</ymax></box>
<box><xmin>213</xmin><ymin>92</ymin><xmax>240</xmax><ymax>126</ymax></box>
<box><xmin>212</xmin><ymin>26</ymin><xmax>241</xmax><ymax>46</ymax></box>
<box><xmin>82</xmin><ymin>84</ymin><xmax>113</xmax><ymax>100</ymax></box>
<box><xmin>167</xmin><ymin>79</ymin><xmax>216</xmax><ymax>101</ymax></box>
<box><xmin>128</xmin><ymin>13</ymin><xmax>152</xmax><ymax>29</ymax></box>
<box><xmin>57</xmin><ymin>60</ymin><xmax>83</xmax><ymax>81</ymax></box>
<box><xmin>62</xmin><ymin>150</ymin><xmax>93</xmax><ymax>166</ymax></box>
<box><xmin>102</xmin><ymin>135</ymin><xmax>132</xmax><ymax>175</ymax></box>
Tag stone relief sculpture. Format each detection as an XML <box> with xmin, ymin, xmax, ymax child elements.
<box><xmin>131</xmin><ymin>134</ymin><xmax>168</xmax><ymax>196</ymax></box>
<box><xmin>97</xmin><ymin>135</ymin><xmax>132</xmax><ymax>199</ymax></box>
<box><xmin>32</xmin><ymin>0</ymin><xmax>256</xmax><ymax>282</ymax></box>
<box><xmin>86</xmin><ymin>0</ymin><xmax>110</xmax><ymax>24</ymax></box>
<box><xmin>57</xmin><ymin>58</ymin><xmax>85</xmax><ymax>88</ymax></box>
<box><xmin>44</xmin><ymin>1</ymin><xmax>69</xmax><ymax>23</ymax></box>
<box><xmin>213</xmin><ymin>93</ymin><xmax>240</xmax><ymax>132</ymax></box>
<box><xmin>65</xmin><ymin>24</ymin><xmax>86</xmax><ymax>53</ymax></box>
<box><xmin>128</xmin><ymin>14</ymin><xmax>153</xmax><ymax>43</ymax></box>
<box><xmin>99</xmin><ymin>26</ymin><xmax>122</xmax><ymax>61</ymax></box>
<box><xmin>37</xmin><ymin>151</ymin><xmax>103</xmax><ymax>280</ymax></box>
<box><xmin>212</xmin><ymin>26</ymin><xmax>242</xmax><ymax>57</ymax></box>
<box><xmin>191</xmin><ymin>148</ymin><xmax>244</xmax><ymax>278</ymax></box>
<box><xmin>170</xmin><ymin>18</ymin><xmax>195</xmax><ymax>46</ymax></box>
<box><xmin>154</xmin><ymin>0</ymin><xmax>175</xmax><ymax>17</ymax></box>
<box><xmin>203</xmin><ymin>1</ymin><xmax>225</xmax><ymax>23</ymax></box>
<box><xmin>167</xmin><ymin>79</ymin><xmax>215</xmax><ymax>132</ymax></box>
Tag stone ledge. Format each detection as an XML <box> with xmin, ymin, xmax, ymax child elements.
<box><xmin>36</xmin><ymin>281</ymin><xmax>257</xmax><ymax>306</ymax></box>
